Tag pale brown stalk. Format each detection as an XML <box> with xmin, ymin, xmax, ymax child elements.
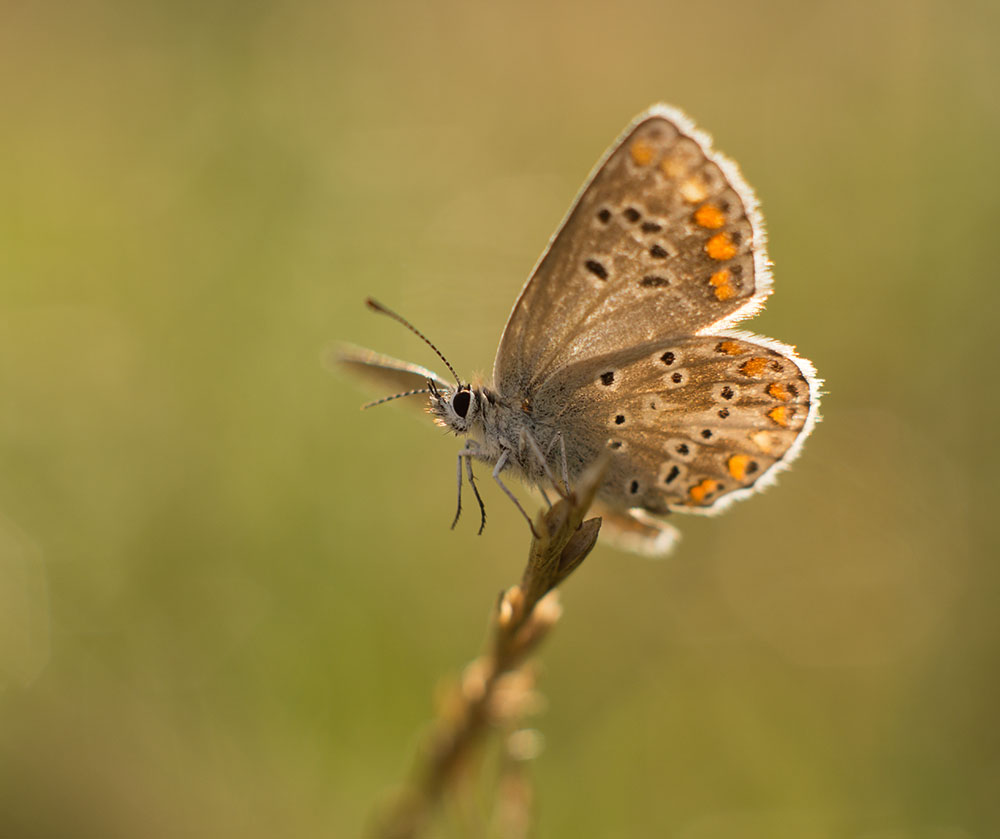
<box><xmin>368</xmin><ymin>456</ymin><xmax>609</xmax><ymax>839</ymax></box>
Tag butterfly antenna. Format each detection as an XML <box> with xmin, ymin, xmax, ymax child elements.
<box><xmin>366</xmin><ymin>298</ymin><xmax>462</xmax><ymax>386</ymax></box>
<box><xmin>362</xmin><ymin>388</ymin><xmax>433</xmax><ymax>409</ymax></box>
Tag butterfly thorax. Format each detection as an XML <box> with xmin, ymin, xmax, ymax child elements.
<box><xmin>430</xmin><ymin>383</ymin><xmax>564</xmax><ymax>484</ymax></box>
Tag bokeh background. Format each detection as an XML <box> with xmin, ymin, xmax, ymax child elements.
<box><xmin>1</xmin><ymin>0</ymin><xmax>997</xmax><ymax>836</ymax></box>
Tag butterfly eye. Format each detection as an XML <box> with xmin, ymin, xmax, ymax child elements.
<box><xmin>452</xmin><ymin>389</ymin><xmax>472</xmax><ymax>418</ymax></box>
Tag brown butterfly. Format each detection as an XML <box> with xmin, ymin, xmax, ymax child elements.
<box><xmin>341</xmin><ymin>104</ymin><xmax>820</xmax><ymax>555</ymax></box>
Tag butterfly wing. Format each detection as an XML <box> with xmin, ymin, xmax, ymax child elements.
<box><xmin>336</xmin><ymin>345</ymin><xmax>450</xmax><ymax>404</ymax></box>
<box><xmin>592</xmin><ymin>503</ymin><xmax>680</xmax><ymax>557</ymax></box>
<box><xmin>494</xmin><ymin>104</ymin><xmax>771</xmax><ymax>400</ymax></box>
<box><xmin>537</xmin><ymin>332</ymin><xmax>819</xmax><ymax>517</ymax></box>
<box><xmin>491</xmin><ymin>104</ymin><xmax>819</xmax><ymax>529</ymax></box>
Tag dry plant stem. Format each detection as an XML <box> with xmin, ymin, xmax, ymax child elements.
<box><xmin>370</xmin><ymin>456</ymin><xmax>609</xmax><ymax>839</ymax></box>
<box><xmin>491</xmin><ymin>735</ymin><xmax>536</xmax><ymax>839</ymax></box>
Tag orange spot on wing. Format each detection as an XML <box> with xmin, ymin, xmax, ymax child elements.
<box><xmin>695</xmin><ymin>204</ymin><xmax>726</xmax><ymax>229</ymax></box>
<box><xmin>740</xmin><ymin>357</ymin><xmax>770</xmax><ymax>377</ymax></box>
<box><xmin>706</xmin><ymin>232</ymin><xmax>737</xmax><ymax>260</ymax></box>
<box><xmin>688</xmin><ymin>478</ymin><xmax>720</xmax><ymax>504</ymax></box>
<box><xmin>630</xmin><ymin>139</ymin><xmax>655</xmax><ymax>166</ymax></box>
<box><xmin>709</xmin><ymin>268</ymin><xmax>735</xmax><ymax>301</ymax></box>
<box><xmin>727</xmin><ymin>455</ymin><xmax>752</xmax><ymax>481</ymax></box>
<box><xmin>709</xmin><ymin>269</ymin><xmax>731</xmax><ymax>286</ymax></box>
<box><xmin>718</xmin><ymin>340</ymin><xmax>744</xmax><ymax>355</ymax></box>
<box><xmin>768</xmin><ymin>383</ymin><xmax>791</xmax><ymax>401</ymax></box>
<box><xmin>768</xmin><ymin>405</ymin><xmax>791</xmax><ymax>427</ymax></box>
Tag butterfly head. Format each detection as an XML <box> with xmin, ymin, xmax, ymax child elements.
<box><xmin>428</xmin><ymin>380</ymin><xmax>480</xmax><ymax>434</ymax></box>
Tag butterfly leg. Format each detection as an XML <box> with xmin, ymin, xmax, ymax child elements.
<box><xmin>530</xmin><ymin>434</ymin><xmax>568</xmax><ymax>507</ymax></box>
<box><xmin>451</xmin><ymin>449</ymin><xmax>465</xmax><ymax>530</ymax></box>
<box><xmin>452</xmin><ymin>443</ymin><xmax>486</xmax><ymax>532</ymax></box>
<box><xmin>521</xmin><ymin>430</ymin><xmax>570</xmax><ymax>500</ymax></box>
<box><xmin>541</xmin><ymin>431</ymin><xmax>570</xmax><ymax>494</ymax></box>
<box><xmin>493</xmin><ymin>449</ymin><xmax>541</xmax><ymax>540</ymax></box>
<box><xmin>558</xmin><ymin>435</ymin><xmax>569</xmax><ymax>491</ymax></box>
<box><xmin>464</xmin><ymin>454</ymin><xmax>487</xmax><ymax>535</ymax></box>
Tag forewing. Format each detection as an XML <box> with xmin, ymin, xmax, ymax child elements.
<box><xmin>543</xmin><ymin>333</ymin><xmax>819</xmax><ymax>516</ymax></box>
<box><xmin>336</xmin><ymin>345</ymin><xmax>450</xmax><ymax>404</ymax></box>
<box><xmin>494</xmin><ymin>104</ymin><xmax>770</xmax><ymax>400</ymax></box>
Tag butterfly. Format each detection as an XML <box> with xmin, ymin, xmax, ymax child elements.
<box><xmin>340</xmin><ymin>104</ymin><xmax>820</xmax><ymax>555</ymax></box>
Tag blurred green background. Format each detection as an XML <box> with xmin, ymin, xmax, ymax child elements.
<box><xmin>1</xmin><ymin>0</ymin><xmax>997</xmax><ymax>836</ymax></box>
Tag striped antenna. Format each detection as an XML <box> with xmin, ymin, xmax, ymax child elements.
<box><xmin>365</xmin><ymin>298</ymin><xmax>461</xmax><ymax>386</ymax></box>
<box><xmin>362</xmin><ymin>387</ymin><xmax>433</xmax><ymax>410</ymax></box>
